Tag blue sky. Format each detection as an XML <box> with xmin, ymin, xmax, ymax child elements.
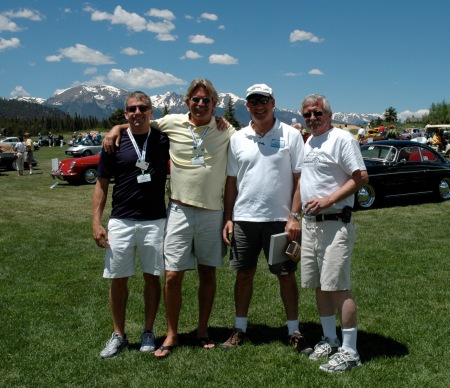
<box><xmin>1</xmin><ymin>0</ymin><xmax>449</xmax><ymax>121</ymax></box>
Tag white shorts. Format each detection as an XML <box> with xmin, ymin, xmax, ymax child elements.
<box><xmin>164</xmin><ymin>202</ymin><xmax>226</xmax><ymax>271</ymax></box>
<box><xmin>301</xmin><ymin>219</ymin><xmax>355</xmax><ymax>291</ymax></box>
<box><xmin>103</xmin><ymin>218</ymin><xmax>166</xmax><ymax>278</ymax></box>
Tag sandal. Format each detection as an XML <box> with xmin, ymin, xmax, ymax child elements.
<box><xmin>197</xmin><ymin>337</ymin><xmax>216</xmax><ymax>349</ymax></box>
<box><xmin>154</xmin><ymin>345</ymin><xmax>176</xmax><ymax>359</ymax></box>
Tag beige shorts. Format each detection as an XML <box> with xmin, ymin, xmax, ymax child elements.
<box><xmin>301</xmin><ymin>219</ymin><xmax>355</xmax><ymax>291</ymax></box>
<box><xmin>164</xmin><ymin>202</ymin><xmax>226</xmax><ymax>271</ymax></box>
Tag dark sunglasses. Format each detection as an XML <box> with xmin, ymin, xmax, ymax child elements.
<box><xmin>126</xmin><ymin>105</ymin><xmax>151</xmax><ymax>113</ymax></box>
<box><xmin>247</xmin><ymin>96</ymin><xmax>271</xmax><ymax>106</ymax></box>
<box><xmin>190</xmin><ymin>97</ymin><xmax>212</xmax><ymax>104</ymax></box>
<box><xmin>302</xmin><ymin>110</ymin><xmax>323</xmax><ymax>119</ymax></box>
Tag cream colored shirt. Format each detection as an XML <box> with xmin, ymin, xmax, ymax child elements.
<box><xmin>152</xmin><ymin>114</ymin><xmax>235</xmax><ymax>210</ymax></box>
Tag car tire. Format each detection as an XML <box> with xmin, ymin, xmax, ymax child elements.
<box><xmin>83</xmin><ymin>168</ymin><xmax>97</xmax><ymax>184</ymax></box>
<box><xmin>355</xmin><ymin>183</ymin><xmax>380</xmax><ymax>210</ymax></box>
<box><xmin>82</xmin><ymin>150</ymin><xmax>92</xmax><ymax>156</ymax></box>
<box><xmin>435</xmin><ymin>177</ymin><xmax>450</xmax><ymax>201</ymax></box>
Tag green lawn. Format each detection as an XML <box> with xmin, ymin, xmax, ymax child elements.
<box><xmin>1</xmin><ymin>146</ymin><xmax>449</xmax><ymax>387</ymax></box>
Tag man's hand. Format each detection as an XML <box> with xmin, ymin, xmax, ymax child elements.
<box><xmin>93</xmin><ymin>223</ymin><xmax>109</xmax><ymax>248</ymax></box>
<box><xmin>222</xmin><ymin>220</ymin><xmax>234</xmax><ymax>246</ymax></box>
<box><xmin>102</xmin><ymin>124</ymin><xmax>127</xmax><ymax>153</ymax></box>
<box><xmin>216</xmin><ymin>116</ymin><xmax>230</xmax><ymax>131</ymax></box>
<box><xmin>285</xmin><ymin>218</ymin><xmax>300</xmax><ymax>242</ymax></box>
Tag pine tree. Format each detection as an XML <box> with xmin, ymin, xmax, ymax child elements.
<box><xmin>223</xmin><ymin>97</ymin><xmax>242</xmax><ymax>129</ymax></box>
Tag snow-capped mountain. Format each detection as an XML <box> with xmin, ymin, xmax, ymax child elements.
<box><xmin>8</xmin><ymin>85</ymin><xmax>381</xmax><ymax>125</ymax></box>
<box><xmin>12</xmin><ymin>96</ymin><xmax>46</xmax><ymax>105</ymax></box>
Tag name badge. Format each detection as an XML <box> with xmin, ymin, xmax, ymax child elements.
<box><xmin>191</xmin><ymin>156</ymin><xmax>205</xmax><ymax>165</ymax></box>
<box><xmin>271</xmin><ymin>139</ymin><xmax>285</xmax><ymax>149</ymax></box>
<box><xmin>137</xmin><ymin>174</ymin><xmax>151</xmax><ymax>183</ymax></box>
<box><xmin>136</xmin><ymin>159</ymin><xmax>149</xmax><ymax>170</ymax></box>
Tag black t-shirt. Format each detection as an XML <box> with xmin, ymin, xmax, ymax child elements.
<box><xmin>98</xmin><ymin>128</ymin><xmax>169</xmax><ymax>221</ymax></box>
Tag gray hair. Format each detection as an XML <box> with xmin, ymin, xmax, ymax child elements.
<box><xmin>183</xmin><ymin>78</ymin><xmax>219</xmax><ymax>103</ymax></box>
<box><xmin>124</xmin><ymin>91</ymin><xmax>152</xmax><ymax>109</ymax></box>
<box><xmin>301</xmin><ymin>94</ymin><xmax>332</xmax><ymax>114</ymax></box>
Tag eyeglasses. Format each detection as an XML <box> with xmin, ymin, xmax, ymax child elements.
<box><xmin>190</xmin><ymin>97</ymin><xmax>212</xmax><ymax>104</ymax></box>
<box><xmin>302</xmin><ymin>110</ymin><xmax>323</xmax><ymax>119</ymax></box>
<box><xmin>247</xmin><ymin>96</ymin><xmax>272</xmax><ymax>106</ymax></box>
<box><xmin>126</xmin><ymin>105</ymin><xmax>151</xmax><ymax>113</ymax></box>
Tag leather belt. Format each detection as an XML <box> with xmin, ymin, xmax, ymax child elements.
<box><xmin>315</xmin><ymin>213</ymin><xmax>343</xmax><ymax>222</ymax></box>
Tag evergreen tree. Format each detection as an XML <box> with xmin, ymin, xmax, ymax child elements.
<box><xmin>162</xmin><ymin>105</ymin><xmax>170</xmax><ymax>116</ymax></box>
<box><xmin>223</xmin><ymin>97</ymin><xmax>242</xmax><ymax>129</ymax></box>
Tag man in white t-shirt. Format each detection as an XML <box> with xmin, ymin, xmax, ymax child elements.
<box><xmin>221</xmin><ymin>84</ymin><xmax>311</xmax><ymax>354</ymax></box>
<box><xmin>299</xmin><ymin>94</ymin><xmax>368</xmax><ymax>373</ymax></box>
<box><xmin>357</xmin><ymin>125</ymin><xmax>366</xmax><ymax>141</ymax></box>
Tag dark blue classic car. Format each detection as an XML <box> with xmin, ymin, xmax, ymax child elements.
<box><xmin>355</xmin><ymin>140</ymin><xmax>450</xmax><ymax>209</ymax></box>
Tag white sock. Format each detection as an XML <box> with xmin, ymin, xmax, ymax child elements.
<box><xmin>320</xmin><ymin>315</ymin><xmax>338</xmax><ymax>344</ymax></box>
<box><xmin>286</xmin><ymin>319</ymin><xmax>299</xmax><ymax>336</ymax></box>
<box><xmin>341</xmin><ymin>327</ymin><xmax>358</xmax><ymax>355</ymax></box>
<box><xmin>234</xmin><ymin>317</ymin><xmax>248</xmax><ymax>333</ymax></box>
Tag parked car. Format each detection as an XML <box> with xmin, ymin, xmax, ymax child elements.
<box><xmin>51</xmin><ymin>153</ymin><xmax>100</xmax><ymax>184</ymax></box>
<box><xmin>355</xmin><ymin>140</ymin><xmax>450</xmax><ymax>209</ymax></box>
<box><xmin>0</xmin><ymin>151</ymin><xmax>38</xmax><ymax>171</ymax></box>
<box><xmin>360</xmin><ymin>131</ymin><xmax>411</xmax><ymax>145</ymax></box>
<box><xmin>65</xmin><ymin>140</ymin><xmax>102</xmax><ymax>157</ymax></box>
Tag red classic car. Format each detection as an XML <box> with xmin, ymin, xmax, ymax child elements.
<box><xmin>51</xmin><ymin>153</ymin><xmax>100</xmax><ymax>184</ymax></box>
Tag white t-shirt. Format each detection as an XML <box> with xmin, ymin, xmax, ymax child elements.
<box><xmin>300</xmin><ymin>127</ymin><xmax>366</xmax><ymax>212</ymax></box>
<box><xmin>227</xmin><ymin>118</ymin><xmax>304</xmax><ymax>222</ymax></box>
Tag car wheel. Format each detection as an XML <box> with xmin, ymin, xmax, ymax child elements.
<box><xmin>436</xmin><ymin>177</ymin><xmax>450</xmax><ymax>200</ymax></box>
<box><xmin>355</xmin><ymin>184</ymin><xmax>379</xmax><ymax>210</ymax></box>
<box><xmin>83</xmin><ymin>150</ymin><xmax>92</xmax><ymax>156</ymax></box>
<box><xmin>83</xmin><ymin>168</ymin><xmax>97</xmax><ymax>184</ymax></box>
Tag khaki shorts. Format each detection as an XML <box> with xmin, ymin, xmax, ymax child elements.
<box><xmin>301</xmin><ymin>219</ymin><xmax>355</xmax><ymax>291</ymax></box>
<box><xmin>164</xmin><ymin>202</ymin><xmax>226</xmax><ymax>271</ymax></box>
<box><xmin>103</xmin><ymin>218</ymin><xmax>166</xmax><ymax>278</ymax></box>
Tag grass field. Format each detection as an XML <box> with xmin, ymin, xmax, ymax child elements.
<box><xmin>1</xmin><ymin>145</ymin><xmax>449</xmax><ymax>387</ymax></box>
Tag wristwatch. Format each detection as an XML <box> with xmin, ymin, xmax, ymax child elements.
<box><xmin>289</xmin><ymin>212</ymin><xmax>301</xmax><ymax>221</ymax></box>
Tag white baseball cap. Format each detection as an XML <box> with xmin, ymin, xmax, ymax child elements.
<box><xmin>246</xmin><ymin>83</ymin><xmax>273</xmax><ymax>98</ymax></box>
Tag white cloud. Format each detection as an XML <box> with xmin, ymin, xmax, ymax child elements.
<box><xmin>200</xmin><ymin>13</ymin><xmax>218</xmax><ymax>21</ymax></box>
<box><xmin>308</xmin><ymin>69</ymin><xmax>323</xmax><ymax>75</ymax></box>
<box><xmin>107</xmin><ymin>67</ymin><xmax>186</xmax><ymax>89</ymax></box>
<box><xmin>121</xmin><ymin>47</ymin><xmax>144</xmax><ymax>56</ymax></box>
<box><xmin>209</xmin><ymin>54</ymin><xmax>238</xmax><ymax>65</ymax></box>
<box><xmin>0</xmin><ymin>15</ymin><xmax>21</xmax><ymax>32</ymax></box>
<box><xmin>146</xmin><ymin>9</ymin><xmax>176</xmax><ymax>21</ymax></box>
<box><xmin>85</xmin><ymin>5</ymin><xmax>148</xmax><ymax>32</ymax></box>
<box><xmin>156</xmin><ymin>33</ymin><xmax>177</xmax><ymax>41</ymax></box>
<box><xmin>181</xmin><ymin>50</ymin><xmax>202</xmax><ymax>60</ymax></box>
<box><xmin>3</xmin><ymin>8</ymin><xmax>44</xmax><ymax>21</ymax></box>
<box><xmin>290</xmin><ymin>30</ymin><xmax>324</xmax><ymax>43</ymax></box>
<box><xmin>51</xmin><ymin>44</ymin><xmax>115</xmax><ymax>65</ymax></box>
<box><xmin>218</xmin><ymin>25</ymin><xmax>225</xmax><ymax>30</ymax></box>
<box><xmin>283</xmin><ymin>72</ymin><xmax>302</xmax><ymax>77</ymax></box>
<box><xmin>45</xmin><ymin>54</ymin><xmax>62</xmax><ymax>62</ymax></box>
<box><xmin>83</xmin><ymin>67</ymin><xmax>98</xmax><ymax>75</ymax></box>
<box><xmin>0</xmin><ymin>37</ymin><xmax>20</xmax><ymax>51</ymax></box>
<box><xmin>189</xmin><ymin>34</ymin><xmax>214</xmax><ymax>44</ymax></box>
<box><xmin>10</xmin><ymin>85</ymin><xmax>30</xmax><ymax>97</ymax></box>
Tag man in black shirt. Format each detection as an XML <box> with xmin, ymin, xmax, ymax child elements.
<box><xmin>93</xmin><ymin>91</ymin><xmax>169</xmax><ymax>358</ymax></box>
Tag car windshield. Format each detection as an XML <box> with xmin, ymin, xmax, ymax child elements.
<box><xmin>361</xmin><ymin>145</ymin><xmax>397</xmax><ymax>161</ymax></box>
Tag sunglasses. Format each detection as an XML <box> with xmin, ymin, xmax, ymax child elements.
<box><xmin>247</xmin><ymin>96</ymin><xmax>272</xmax><ymax>106</ymax></box>
<box><xmin>190</xmin><ymin>97</ymin><xmax>212</xmax><ymax>104</ymax></box>
<box><xmin>302</xmin><ymin>110</ymin><xmax>323</xmax><ymax>119</ymax></box>
<box><xmin>126</xmin><ymin>105</ymin><xmax>151</xmax><ymax>113</ymax></box>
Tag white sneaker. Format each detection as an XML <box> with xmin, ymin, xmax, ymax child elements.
<box><xmin>140</xmin><ymin>330</ymin><xmax>156</xmax><ymax>352</ymax></box>
<box><xmin>319</xmin><ymin>347</ymin><xmax>362</xmax><ymax>373</ymax></box>
<box><xmin>309</xmin><ymin>336</ymin><xmax>340</xmax><ymax>360</ymax></box>
<box><xmin>99</xmin><ymin>333</ymin><xmax>128</xmax><ymax>358</ymax></box>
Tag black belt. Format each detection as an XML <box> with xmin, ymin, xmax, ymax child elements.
<box><xmin>315</xmin><ymin>213</ymin><xmax>343</xmax><ymax>222</ymax></box>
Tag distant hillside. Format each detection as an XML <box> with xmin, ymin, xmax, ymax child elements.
<box><xmin>0</xmin><ymin>98</ymin><xmax>66</xmax><ymax>118</ymax></box>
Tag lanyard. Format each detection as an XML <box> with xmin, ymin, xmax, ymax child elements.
<box><xmin>188</xmin><ymin>125</ymin><xmax>209</xmax><ymax>149</ymax></box>
<box><xmin>127</xmin><ymin>128</ymin><xmax>151</xmax><ymax>171</ymax></box>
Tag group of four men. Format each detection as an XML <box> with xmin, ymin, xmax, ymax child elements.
<box><xmin>93</xmin><ymin>79</ymin><xmax>368</xmax><ymax>373</ymax></box>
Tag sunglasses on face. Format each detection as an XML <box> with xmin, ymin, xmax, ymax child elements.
<box><xmin>302</xmin><ymin>110</ymin><xmax>323</xmax><ymax>119</ymax></box>
<box><xmin>190</xmin><ymin>97</ymin><xmax>212</xmax><ymax>104</ymax></box>
<box><xmin>126</xmin><ymin>105</ymin><xmax>151</xmax><ymax>113</ymax></box>
<box><xmin>247</xmin><ymin>96</ymin><xmax>272</xmax><ymax>106</ymax></box>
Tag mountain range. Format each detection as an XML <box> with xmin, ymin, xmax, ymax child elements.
<box><xmin>12</xmin><ymin>85</ymin><xmax>383</xmax><ymax>126</ymax></box>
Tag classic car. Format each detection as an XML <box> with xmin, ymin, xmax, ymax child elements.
<box><xmin>51</xmin><ymin>153</ymin><xmax>100</xmax><ymax>184</ymax></box>
<box><xmin>355</xmin><ymin>140</ymin><xmax>450</xmax><ymax>209</ymax></box>
<box><xmin>0</xmin><ymin>151</ymin><xmax>38</xmax><ymax>171</ymax></box>
<box><xmin>65</xmin><ymin>139</ymin><xmax>102</xmax><ymax>157</ymax></box>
